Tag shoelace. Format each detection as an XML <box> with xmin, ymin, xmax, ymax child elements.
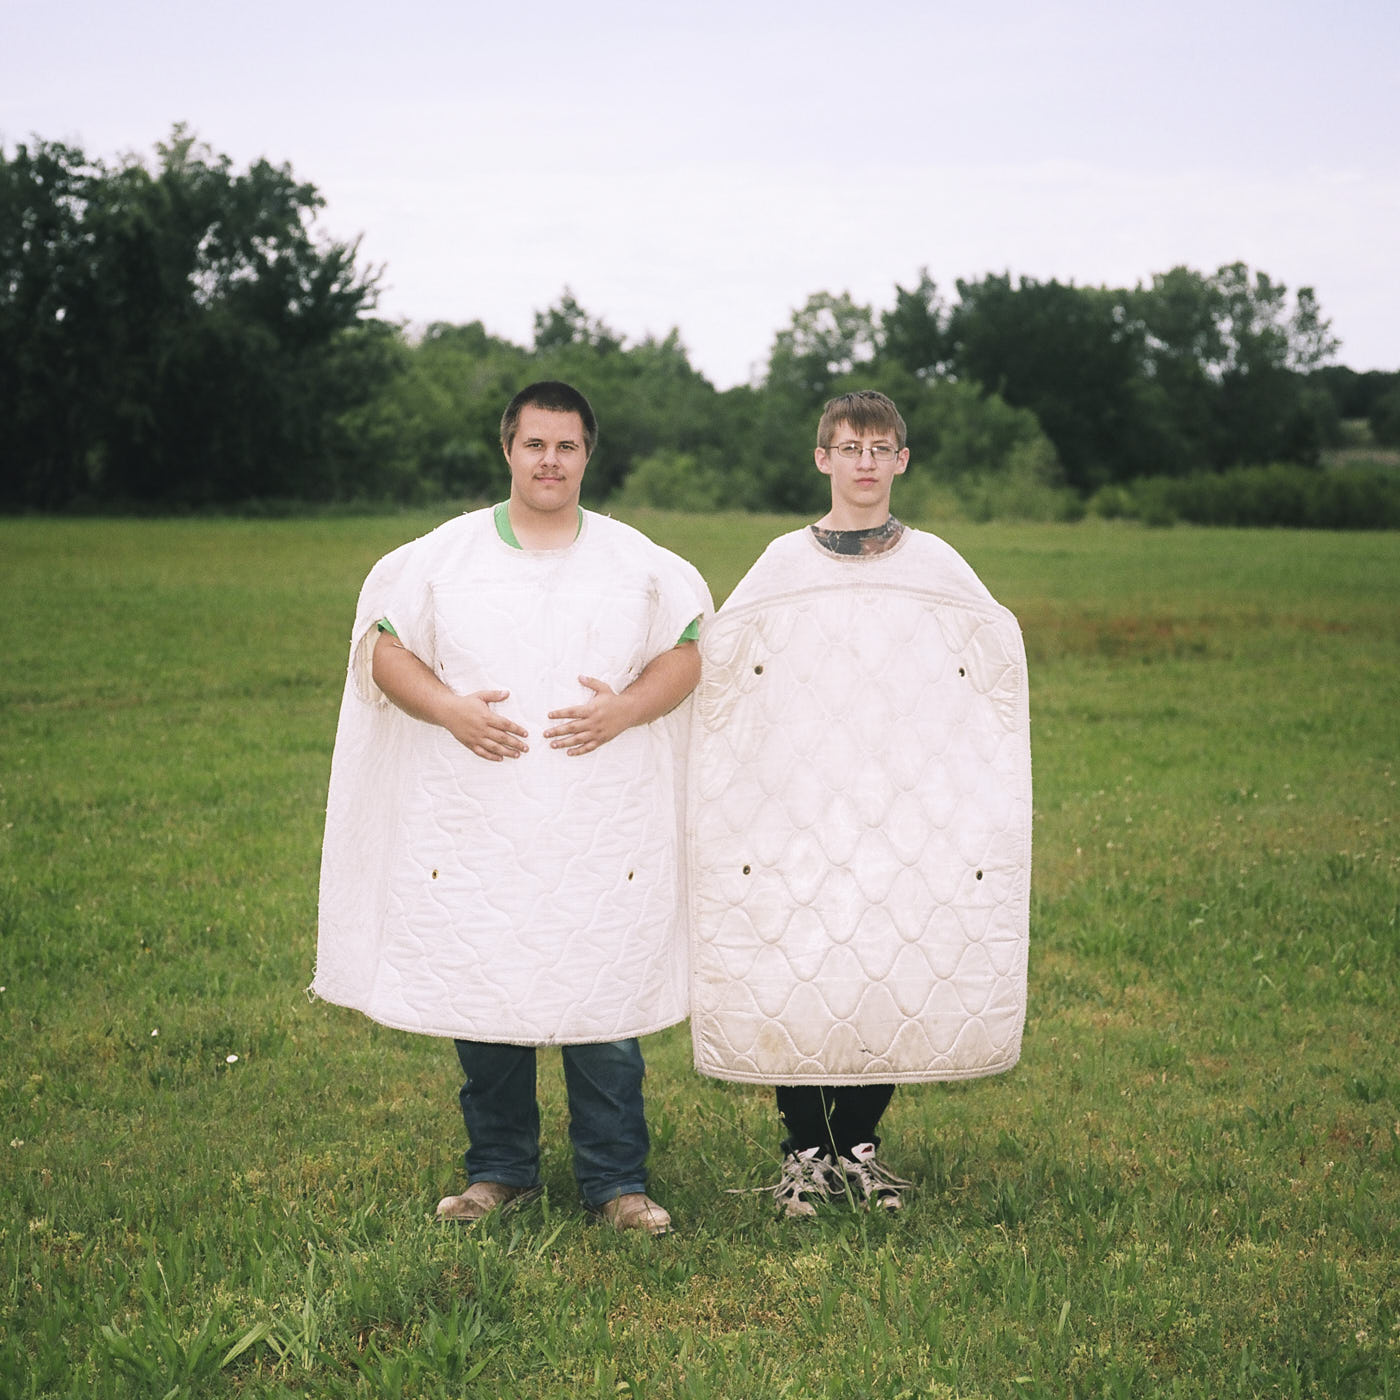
<box><xmin>726</xmin><ymin>1147</ymin><xmax>834</xmax><ymax>1201</ymax></box>
<box><xmin>836</xmin><ymin>1147</ymin><xmax>912</xmax><ymax>1204</ymax></box>
<box><xmin>773</xmin><ymin>1147</ymin><xmax>834</xmax><ymax>1204</ymax></box>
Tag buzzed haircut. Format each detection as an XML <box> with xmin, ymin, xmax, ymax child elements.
<box><xmin>817</xmin><ymin>391</ymin><xmax>907</xmax><ymax>450</ymax></box>
<box><xmin>500</xmin><ymin>381</ymin><xmax>599</xmax><ymax>456</ymax></box>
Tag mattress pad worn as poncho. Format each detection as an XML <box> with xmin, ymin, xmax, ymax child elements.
<box><xmin>315</xmin><ymin>508</ymin><xmax>711</xmax><ymax>1044</ymax></box>
<box><xmin>688</xmin><ymin>527</ymin><xmax>1030</xmax><ymax>1084</ymax></box>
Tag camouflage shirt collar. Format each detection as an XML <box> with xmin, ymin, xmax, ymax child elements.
<box><xmin>808</xmin><ymin>516</ymin><xmax>907</xmax><ymax>557</ymax></box>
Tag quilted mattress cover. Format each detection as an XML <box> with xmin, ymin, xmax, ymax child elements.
<box><xmin>688</xmin><ymin>527</ymin><xmax>1031</xmax><ymax>1084</ymax></box>
<box><xmin>314</xmin><ymin>508</ymin><xmax>711</xmax><ymax>1044</ymax></box>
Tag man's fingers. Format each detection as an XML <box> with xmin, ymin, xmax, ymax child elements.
<box><xmin>548</xmin><ymin>678</ymin><xmax>614</xmax><ymax>721</ymax></box>
<box><xmin>456</xmin><ymin>714</ymin><xmax>527</xmax><ymax>758</ymax></box>
<box><xmin>542</xmin><ymin>720</ymin><xmax>581</xmax><ymax>740</ymax></box>
<box><xmin>472</xmin><ymin>741</ymin><xmax>521</xmax><ymax>761</ymax></box>
<box><xmin>486</xmin><ymin>714</ymin><xmax>529</xmax><ymax>739</ymax></box>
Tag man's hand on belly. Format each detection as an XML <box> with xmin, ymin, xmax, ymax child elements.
<box><xmin>544</xmin><ymin>642</ymin><xmax>699</xmax><ymax>756</ymax></box>
<box><xmin>442</xmin><ymin>690</ymin><xmax>530</xmax><ymax>761</ymax></box>
<box><xmin>372</xmin><ymin>634</ymin><xmax>528</xmax><ymax>762</ymax></box>
<box><xmin>545</xmin><ymin>676</ymin><xmax>632</xmax><ymax>756</ymax></box>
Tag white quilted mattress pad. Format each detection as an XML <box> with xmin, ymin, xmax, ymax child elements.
<box><xmin>314</xmin><ymin>509</ymin><xmax>711</xmax><ymax>1045</ymax></box>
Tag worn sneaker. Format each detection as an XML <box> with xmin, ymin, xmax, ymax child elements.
<box><xmin>772</xmin><ymin>1146</ymin><xmax>837</xmax><ymax>1218</ymax></box>
<box><xmin>834</xmin><ymin>1142</ymin><xmax>912</xmax><ymax>1211</ymax></box>
<box><xmin>596</xmin><ymin>1192</ymin><xmax>672</xmax><ymax>1235</ymax></box>
<box><xmin>436</xmin><ymin>1181</ymin><xmax>541</xmax><ymax>1222</ymax></box>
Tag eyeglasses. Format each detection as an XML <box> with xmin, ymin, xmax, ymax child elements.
<box><xmin>823</xmin><ymin>442</ymin><xmax>900</xmax><ymax>461</ymax></box>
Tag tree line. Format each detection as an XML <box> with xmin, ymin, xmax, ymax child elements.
<box><xmin>4</xmin><ymin>131</ymin><xmax>1399</xmax><ymax>516</ymax></box>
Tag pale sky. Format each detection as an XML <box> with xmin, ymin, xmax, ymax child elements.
<box><xmin>6</xmin><ymin>0</ymin><xmax>1398</xmax><ymax>387</ymax></box>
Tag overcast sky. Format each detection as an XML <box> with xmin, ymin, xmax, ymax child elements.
<box><xmin>6</xmin><ymin>0</ymin><xmax>1398</xmax><ymax>387</ymax></box>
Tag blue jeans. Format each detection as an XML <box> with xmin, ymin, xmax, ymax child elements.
<box><xmin>454</xmin><ymin>1038</ymin><xmax>650</xmax><ymax>1209</ymax></box>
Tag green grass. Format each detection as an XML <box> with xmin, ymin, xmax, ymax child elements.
<box><xmin>1</xmin><ymin>512</ymin><xmax>1397</xmax><ymax>1398</ymax></box>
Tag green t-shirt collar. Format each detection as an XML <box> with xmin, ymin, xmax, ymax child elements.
<box><xmin>494</xmin><ymin>500</ymin><xmax>583</xmax><ymax>550</ymax></box>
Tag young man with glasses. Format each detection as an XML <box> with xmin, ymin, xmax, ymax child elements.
<box><xmin>688</xmin><ymin>390</ymin><xmax>1031</xmax><ymax>1217</ymax></box>
<box><xmin>316</xmin><ymin>381</ymin><xmax>710</xmax><ymax>1235</ymax></box>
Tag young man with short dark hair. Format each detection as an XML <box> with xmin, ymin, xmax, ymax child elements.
<box><xmin>317</xmin><ymin>381</ymin><xmax>710</xmax><ymax>1234</ymax></box>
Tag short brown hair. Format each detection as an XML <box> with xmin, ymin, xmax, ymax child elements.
<box><xmin>817</xmin><ymin>390</ymin><xmax>907</xmax><ymax>450</ymax></box>
<box><xmin>500</xmin><ymin>381</ymin><xmax>598</xmax><ymax>456</ymax></box>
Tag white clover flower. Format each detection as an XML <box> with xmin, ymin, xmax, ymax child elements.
<box><xmin>226</xmin><ymin>1054</ymin><xmax>239</xmax><ymax>1064</ymax></box>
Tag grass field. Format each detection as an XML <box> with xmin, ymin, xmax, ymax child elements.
<box><xmin>1</xmin><ymin>510</ymin><xmax>1397</xmax><ymax>1398</ymax></box>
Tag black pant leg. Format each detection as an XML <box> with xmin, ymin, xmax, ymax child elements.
<box><xmin>775</xmin><ymin>1083</ymin><xmax>895</xmax><ymax>1157</ymax></box>
<box><xmin>828</xmin><ymin>1083</ymin><xmax>895</xmax><ymax>1155</ymax></box>
<box><xmin>775</xmin><ymin>1085</ymin><xmax>833</xmax><ymax>1154</ymax></box>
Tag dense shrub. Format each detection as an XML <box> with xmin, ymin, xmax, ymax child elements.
<box><xmin>610</xmin><ymin>452</ymin><xmax>733</xmax><ymax>513</ymax></box>
<box><xmin>954</xmin><ymin>441</ymin><xmax>1086</xmax><ymax>523</ymax></box>
<box><xmin>1371</xmin><ymin>387</ymin><xmax>1400</xmax><ymax>448</ymax></box>
<box><xmin>1089</xmin><ymin>463</ymin><xmax>1400</xmax><ymax>529</ymax></box>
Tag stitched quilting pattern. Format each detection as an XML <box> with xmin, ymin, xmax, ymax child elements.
<box><xmin>315</xmin><ymin>509</ymin><xmax>711</xmax><ymax>1044</ymax></box>
<box><xmin>688</xmin><ymin>530</ymin><xmax>1030</xmax><ymax>1085</ymax></box>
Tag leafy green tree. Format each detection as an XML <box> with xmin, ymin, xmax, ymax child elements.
<box><xmin>903</xmin><ymin>378</ymin><xmax>1055</xmax><ymax>482</ymax></box>
<box><xmin>354</xmin><ymin>296</ymin><xmax>739</xmax><ymax>510</ymax></box>
<box><xmin>1122</xmin><ymin>265</ymin><xmax>1230</xmax><ymax>470</ymax></box>
<box><xmin>1127</xmin><ymin>263</ymin><xmax>1338</xmax><ymax>468</ymax></box>
<box><xmin>1370</xmin><ymin>386</ymin><xmax>1400</xmax><ymax>448</ymax></box>
<box><xmin>945</xmin><ymin>273</ymin><xmax>1173</xmax><ymax>490</ymax></box>
<box><xmin>1310</xmin><ymin>366</ymin><xmax>1400</xmax><ymax>424</ymax></box>
<box><xmin>765</xmin><ymin>291</ymin><xmax>878</xmax><ymax>408</ymax></box>
<box><xmin>527</xmin><ymin>299</ymin><xmax>731</xmax><ymax>505</ymax></box>
<box><xmin>377</xmin><ymin>321</ymin><xmax>531</xmax><ymax>499</ymax></box>
<box><xmin>611</xmin><ymin>451</ymin><xmax>732</xmax><ymax>512</ymax></box>
<box><xmin>1</xmin><ymin>128</ymin><xmax>386</xmax><ymax>508</ymax></box>
<box><xmin>879</xmin><ymin>269</ymin><xmax>950</xmax><ymax>380</ymax></box>
<box><xmin>723</xmin><ymin>290</ymin><xmax>887</xmax><ymax>513</ymax></box>
<box><xmin>532</xmin><ymin>289</ymin><xmax>624</xmax><ymax>356</ymax></box>
<box><xmin>941</xmin><ymin>263</ymin><xmax>1341</xmax><ymax>487</ymax></box>
<box><xmin>711</xmin><ymin>381</ymin><xmax>826</xmax><ymax>514</ymax></box>
<box><xmin>1206</xmin><ymin>262</ymin><xmax>1338</xmax><ymax>467</ymax></box>
<box><xmin>0</xmin><ymin>140</ymin><xmax>109</xmax><ymax>508</ymax></box>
